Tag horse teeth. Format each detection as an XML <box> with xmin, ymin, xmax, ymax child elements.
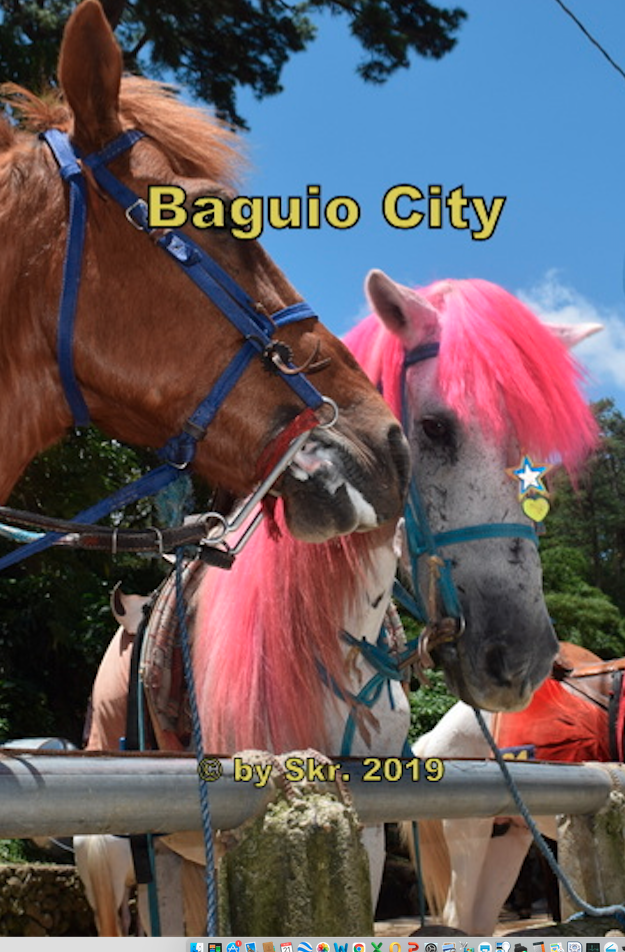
<box><xmin>291</xmin><ymin>446</ymin><xmax>333</xmax><ymax>476</ymax></box>
<box><xmin>288</xmin><ymin>463</ymin><xmax>310</xmax><ymax>482</ymax></box>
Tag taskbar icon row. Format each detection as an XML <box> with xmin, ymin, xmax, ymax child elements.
<box><xmin>188</xmin><ymin>940</ymin><xmax>620</xmax><ymax>952</ymax></box>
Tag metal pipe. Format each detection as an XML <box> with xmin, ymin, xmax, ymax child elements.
<box><xmin>0</xmin><ymin>751</ymin><xmax>621</xmax><ymax>838</ymax></box>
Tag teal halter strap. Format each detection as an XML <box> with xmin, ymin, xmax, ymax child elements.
<box><xmin>395</xmin><ymin>341</ymin><xmax>539</xmax><ymax>627</ymax></box>
<box><xmin>316</xmin><ymin>624</ymin><xmax>415</xmax><ymax>758</ymax></box>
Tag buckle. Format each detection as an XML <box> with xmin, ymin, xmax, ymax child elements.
<box><xmin>125</xmin><ymin>198</ymin><xmax>150</xmax><ymax>232</ymax></box>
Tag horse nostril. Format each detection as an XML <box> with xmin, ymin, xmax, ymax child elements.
<box><xmin>388</xmin><ymin>424</ymin><xmax>411</xmax><ymax>493</ymax></box>
<box><xmin>484</xmin><ymin>644</ymin><xmax>513</xmax><ymax>689</ymax></box>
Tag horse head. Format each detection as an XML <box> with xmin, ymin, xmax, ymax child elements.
<box><xmin>0</xmin><ymin>0</ymin><xmax>409</xmax><ymax>542</ymax></box>
<box><xmin>351</xmin><ymin>269</ymin><xmax>600</xmax><ymax>712</ymax></box>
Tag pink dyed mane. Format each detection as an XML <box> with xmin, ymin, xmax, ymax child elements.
<box><xmin>194</xmin><ymin>278</ymin><xmax>598</xmax><ymax>754</ymax></box>
<box><xmin>194</xmin><ymin>514</ymin><xmax>382</xmax><ymax>753</ymax></box>
<box><xmin>344</xmin><ymin>278</ymin><xmax>598</xmax><ymax>471</ymax></box>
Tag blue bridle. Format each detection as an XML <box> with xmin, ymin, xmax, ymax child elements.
<box><xmin>393</xmin><ymin>341</ymin><xmax>539</xmax><ymax>627</ymax></box>
<box><xmin>0</xmin><ymin>128</ymin><xmax>331</xmax><ymax>572</ymax></box>
<box><xmin>42</xmin><ymin>126</ymin><xmax>326</xmax><ymax>440</ymax></box>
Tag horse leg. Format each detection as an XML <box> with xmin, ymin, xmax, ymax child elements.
<box><xmin>74</xmin><ymin>834</ymin><xmax>134</xmax><ymax>936</ymax></box>
<box><xmin>136</xmin><ymin>885</ymin><xmax>151</xmax><ymax>936</ymax></box>
<box><xmin>469</xmin><ymin>820</ymin><xmax>533</xmax><ymax>934</ymax></box>
<box><xmin>440</xmin><ymin>817</ymin><xmax>496</xmax><ymax>933</ymax></box>
<box><xmin>453</xmin><ymin>816</ymin><xmax>554</xmax><ymax>933</ymax></box>
<box><xmin>182</xmin><ymin>858</ymin><xmax>208</xmax><ymax>936</ymax></box>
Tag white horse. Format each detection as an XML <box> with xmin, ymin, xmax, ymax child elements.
<box><xmin>78</xmin><ymin>270</ymin><xmax>600</xmax><ymax>935</ymax></box>
<box><xmin>413</xmin><ymin>643</ymin><xmax>615</xmax><ymax>935</ymax></box>
<box><xmin>412</xmin><ymin>701</ymin><xmax>551</xmax><ymax>935</ymax></box>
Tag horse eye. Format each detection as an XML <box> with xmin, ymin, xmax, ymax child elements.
<box><xmin>421</xmin><ymin>417</ymin><xmax>450</xmax><ymax>442</ymax></box>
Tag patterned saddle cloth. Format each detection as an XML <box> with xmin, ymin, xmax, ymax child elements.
<box><xmin>137</xmin><ymin>559</ymin><xmax>207</xmax><ymax>752</ymax></box>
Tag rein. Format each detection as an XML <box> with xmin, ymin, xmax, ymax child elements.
<box><xmin>392</xmin><ymin>342</ymin><xmax>540</xmax><ymax>676</ymax></box>
<box><xmin>0</xmin><ymin>128</ymin><xmax>338</xmax><ymax>571</ymax></box>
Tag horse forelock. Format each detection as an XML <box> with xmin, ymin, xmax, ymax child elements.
<box><xmin>346</xmin><ymin>277</ymin><xmax>599</xmax><ymax>473</ymax></box>
<box><xmin>193</xmin><ymin>506</ymin><xmax>378</xmax><ymax>754</ymax></box>
<box><xmin>1</xmin><ymin>75</ymin><xmax>243</xmax><ymax>187</ymax></box>
<box><xmin>115</xmin><ymin>77</ymin><xmax>244</xmax><ymax>186</ymax></box>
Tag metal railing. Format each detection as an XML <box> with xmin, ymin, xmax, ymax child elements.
<box><xmin>0</xmin><ymin>750</ymin><xmax>622</xmax><ymax>838</ymax></box>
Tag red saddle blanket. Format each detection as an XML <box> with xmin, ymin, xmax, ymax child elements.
<box><xmin>493</xmin><ymin>675</ymin><xmax>611</xmax><ymax>763</ymax></box>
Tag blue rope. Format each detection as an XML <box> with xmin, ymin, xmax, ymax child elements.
<box><xmin>473</xmin><ymin>708</ymin><xmax>625</xmax><ymax>926</ymax></box>
<box><xmin>136</xmin><ymin>658</ymin><xmax>162</xmax><ymax>937</ymax></box>
<box><xmin>175</xmin><ymin>551</ymin><xmax>218</xmax><ymax>935</ymax></box>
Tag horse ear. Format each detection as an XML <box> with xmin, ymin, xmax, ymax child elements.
<box><xmin>58</xmin><ymin>0</ymin><xmax>123</xmax><ymax>151</ymax></box>
<box><xmin>547</xmin><ymin>322</ymin><xmax>603</xmax><ymax>350</ymax></box>
<box><xmin>365</xmin><ymin>269</ymin><xmax>440</xmax><ymax>349</ymax></box>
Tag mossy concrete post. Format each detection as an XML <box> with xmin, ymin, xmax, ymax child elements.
<box><xmin>218</xmin><ymin>751</ymin><xmax>374</xmax><ymax>935</ymax></box>
<box><xmin>557</xmin><ymin>787</ymin><xmax>625</xmax><ymax>919</ymax></box>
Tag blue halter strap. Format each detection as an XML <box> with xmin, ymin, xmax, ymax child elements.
<box><xmin>393</xmin><ymin>341</ymin><xmax>539</xmax><ymax>626</ymax></box>
<box><xmin>0</xmin><ymin>129</ymin><xmax>329</xmax><ymax>572</ymax></box>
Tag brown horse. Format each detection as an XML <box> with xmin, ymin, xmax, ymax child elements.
<box><xmin>0</xmin><ymin>0</ymin><xmax>409</xmax><ymax>541</ymax></box>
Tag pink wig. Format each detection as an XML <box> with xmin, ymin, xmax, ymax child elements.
<box><xmin>345</xmin><ymin>278</ymin><xmax>598</xmax><ymax>471</ymax></box>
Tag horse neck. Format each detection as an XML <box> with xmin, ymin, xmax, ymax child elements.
<box><xmin>340</xmin><ymin>523</ymin><xmax>400</xmax><ymax>652</ymax></box>
<box><xmin>0</xmin><ymin>306</ymin><xmax>69</xmax><ymax>501</ymax></box>
<box><xmin>192</xmin><ymin>520</ymin><xmax>398</xmax><ymax>753</ymax></box>
<box><xmin>0</xmin><ymin>149</ymin><xmax>71</xmax><ymax>499</ymax></box>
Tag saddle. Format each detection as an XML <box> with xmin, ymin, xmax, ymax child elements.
<box><xmin>556</xmin><ymin>650</ymin><xmax>625</xmax><ymax>761</ymax></box>
<box><xmin>609</xmin><ymin>668</ymin><xmax>625</xmax><ymax>761</ymax></box>
<box><xmin>126</xmin><ymin>559</ymin><xmax>207</xmax><ymax>755</ymax></box>
<box><xmin>122</xmin><ymin>559</ymin><xmax>207</xmax><ymax>889</ymax></box>
<box><xmin>494</xmin><ymin>647</ymin><xmax>625</xmax><ymax>763</ymax></box>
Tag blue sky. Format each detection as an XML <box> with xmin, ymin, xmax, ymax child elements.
<box><xmin>227</xmin><ymin>1</ymin><xmax>625</xmax><ymax>414</ymax></box>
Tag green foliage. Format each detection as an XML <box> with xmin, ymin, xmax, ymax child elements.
<box><xmin>0</xmin><ymin>427</ymin><xmax>175</xmax><ymax>743</ymax></box>
<box><xmin>540</xmin><ymin>540</ymin><xmax>625</xmax><ymax>657</ymax></box>
<box><xmin>400</xmin><ymin>610</ymin><xmax>456</xmax><ymax>741</ymax></box>
<box><xmin>539</xmin><ymin>399</ymin><xmax>625</xmax><ymax>657</ymax></box>
<box><xmin>542</xmin><ymin>399</ymin><xmax>625</xmax><ymax>614</ymax></box>
<box><xmin>545</xmin><ymin>590</ymin><xmax>625</xmax><ymax>658</ymax></box>
<box><xmin>0</xmin><ymin>0</ymin><xmax>466</xmax><ymax>127</ymax></box>
<box><xmin>0</xmin><ymin>838</ymin><xmax>52</xmax><ymax>864</ymax></box>
<box><xmin>0</xmin><ymin>839</ymin><xmax>30</xmax><ymax>864</ymax></box>
<box><xmin>408</xmin><ymin>670</ymin><xmax>456</xmax><ymax>743</ymax></box>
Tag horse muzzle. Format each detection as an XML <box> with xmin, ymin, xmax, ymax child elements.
<box><xmin>278</xmin><ymin>421</ymin><xmax>410</xmax><ymax>542</ymax></box>
<box><xmin>433</xmin><ymin>618</ymin><xmax>559</xmax><ymax>713</ymax></box>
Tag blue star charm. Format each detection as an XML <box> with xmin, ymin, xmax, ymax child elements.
<box><xmin>507</xmin><ymin>455</ymin><xmax>551</xmax><ymax>498</ymax></box>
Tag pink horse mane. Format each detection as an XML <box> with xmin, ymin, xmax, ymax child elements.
<box><xmin>344</xmin><ymin>278</ymin><xmax>598</xmax><ymax>472</ymax></box>
<box><xmin>194</xmin><ymin>278</ymin><xmax>598</xmax><ymax>754</ymax></box>
<box><xmin>193</xmin><ymin>515</ymin><xmax>381</xmax><ymax>753</ymax></box>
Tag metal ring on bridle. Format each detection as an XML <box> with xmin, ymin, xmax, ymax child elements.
<box><xmin>152</xmin><ymin>526</ymin><xmax>164</xmax><ymax>556</ymax></box>
<box><xmin>199</xmin><ymin>511</ymin><xmax>230</xmax><ymax>546</ymax></box>
<box><xmin>316</xmin><ymin>397</ymin><xmax>339</xmax><ymax>429</ymax></box>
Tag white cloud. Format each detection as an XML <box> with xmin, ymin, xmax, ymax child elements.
<box><xmin>518</xmin><ymin>270</ymin><xmax>625</xmax><ymax>393</ymax></box>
